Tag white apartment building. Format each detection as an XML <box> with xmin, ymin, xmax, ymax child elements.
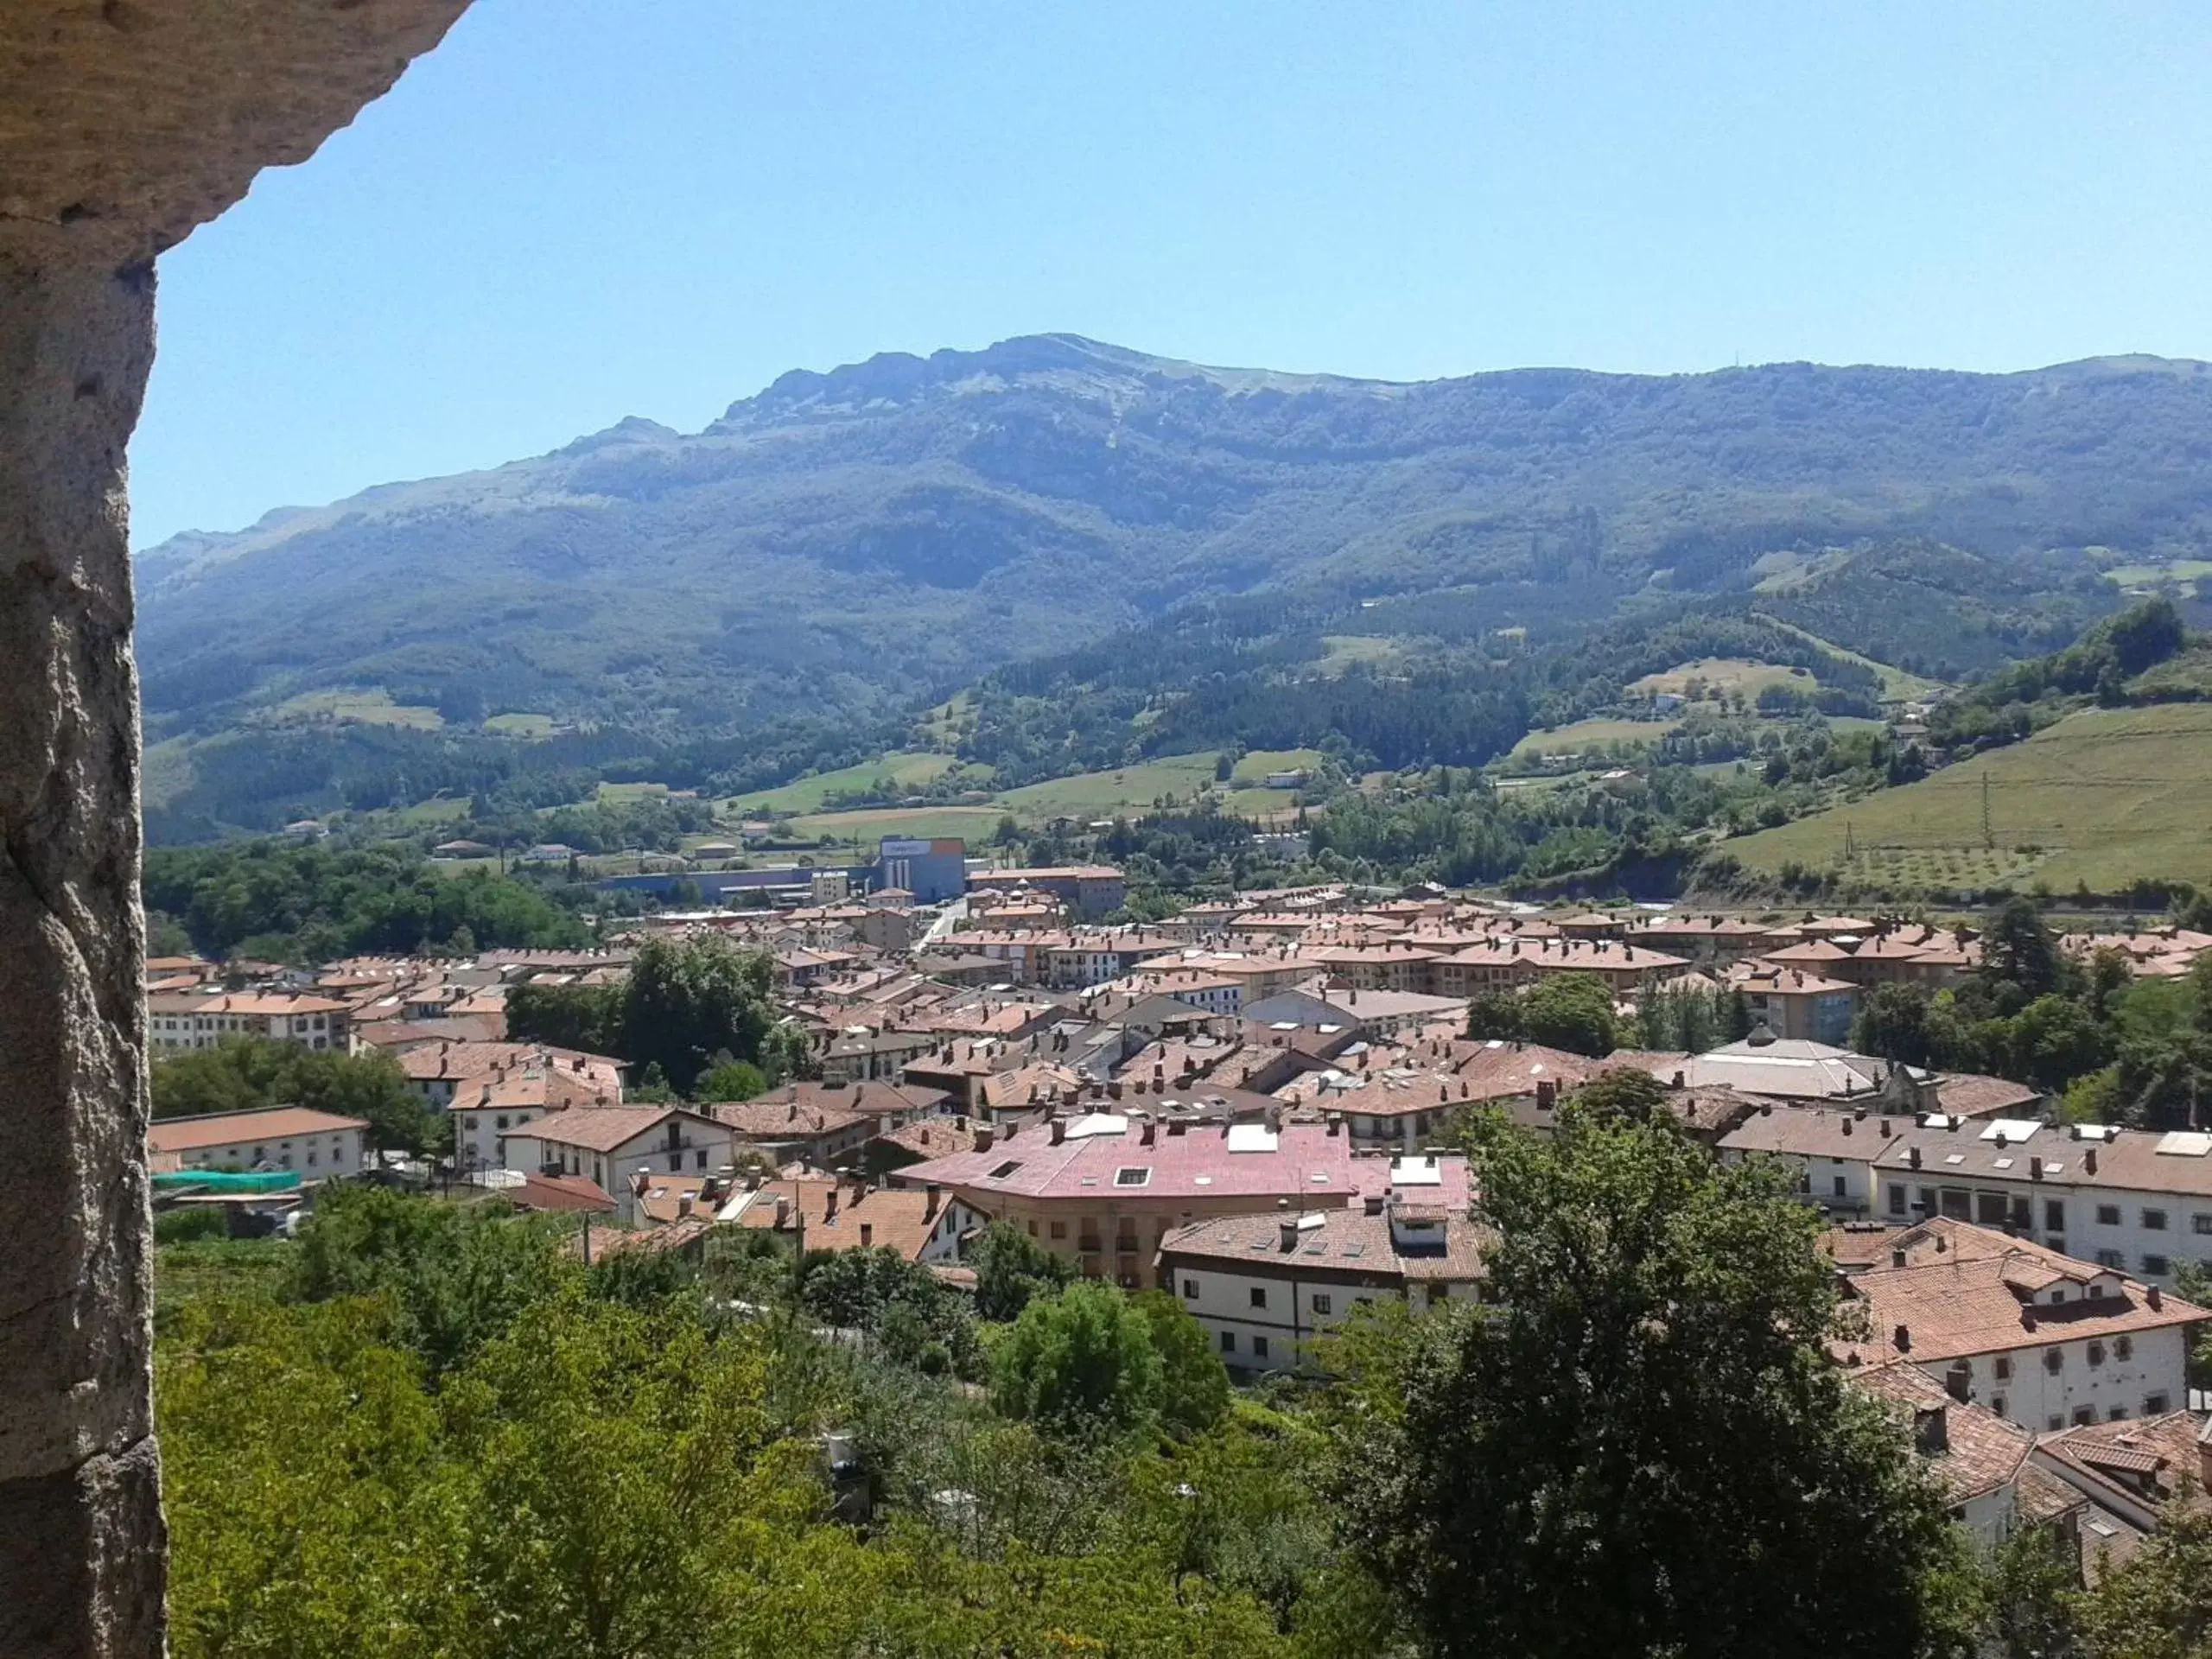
<box><xmin>1157</xmin><ymin>1159</ymin><xmax>1485</xmax><ymax>1374</ymax></box>
<box><xmin>147</xmin><ymin>990</ymin><xmax>351</xmax><ymax>1052</ymax></box>
<box><xmin>1717</xmin><ymin>1103</ymin><xmax>1889</xmax><ymax>1215</ymax></box>
<box><xmin>1869</xmin><ymin>1119</ymin><xmax>2212</xmax><ymax>1286</ymax></box>
<box><xmin>1837</xmin><ymin>1218</ymin><xmax>2207</xmax><ymax>1435</ymax></box>
<box><xmin>148</xmin><ymin>1106</ymin><xmax>367</xmax><ymax>1177</ymax></box>
<box><xmin>501</xmin><ymin>1106</ymin><xmax>739</xmax><ymax>1224</ymax></box>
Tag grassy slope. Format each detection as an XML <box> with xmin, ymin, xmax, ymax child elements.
<box><xmin>727</xmin><ymin>751</ymin><xmax>970</xmax><ymax>814</ymax></box>
<box><xmin>1630</xmin><ymin>658</ymin><xmax>1813</xmax><ymax>699</ymax></box>
<box><xmin>1753</xmin><ymin>618</ymin><xmax>1949</xmax><ymax>701</ymax></box>
<box><xmin>1726</xmin><ymin>703</ymin><xmax>2212</xmax><ymax>893</ymax></box>
<box><xmin>1513</xmin><ymin>717</ymin><xmax>1681</xmax><ymax>757</ymax></box>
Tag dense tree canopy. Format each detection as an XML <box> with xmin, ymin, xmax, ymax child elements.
<box><xmin>1334</xmin><ymin>1099</ymin><xmax>1975</xmax><ymax>1658</ymax></box>
<box><xmin>151</xmin><ymin>1036</ymin><xmax>442</xmax><ymax>1154</ymax></box>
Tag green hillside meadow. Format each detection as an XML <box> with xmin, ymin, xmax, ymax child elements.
<box><xmin>1726</xmin><ymin>702</ymin><xmax>2212</xmax><ymax>893</ymax></box>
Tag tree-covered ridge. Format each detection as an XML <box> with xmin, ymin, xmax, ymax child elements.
<box><xmin>1929</xmin><ymin>596</ymin><xmax>2192</xmax><ymax>750</ymax></box>
<box><xmin>143</xmin><ymin>839</ymin><xmax>589</xmax><ymax>962</ymax></box>
<box><xmin>136</xmin><ymin>340</ymin><xmax>2206</xmax><ymax>833</ymax></box>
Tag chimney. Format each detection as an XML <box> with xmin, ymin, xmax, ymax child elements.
<box><xmin>2148</xmin><ymin>1283</ymin><xmax>2163</xmax><ymax>1310</ymax></box>
<box><xmin>973</xmin><ymin>1126</ymin><xmax>995</xmax><ymax>1154</ymax></box>
<box><xmin>860</xmin><ymin>1223</ymin><xmax>873</xmax><ymax>1248</ymax></box>
<box><xmin>1279</xmin><ymin>1219</ymin><xmax>1300</xmax><ymax>1253</ymax></box>
<box><xmin>1893</xmin><ymin>1324</ymin><xmax>1911</xmax><ymax>1353</ymax></box>
<box><xmin>1535</xmin><ymin>1079</ymin><xmax>1556</xmax><ymax>1112</ymax></box>
<box><xmin>1167</xmin><ymin>1120</ymin><xmax>1187</xmax><ymax>1136</ymax></box>
<box><xmin>1909</xmin><ymin>1146</ymin><xmax>1922</xmax><ymax>1170</ymax></box>
<box><xmin>1363</xmin><ymin>1193</ymin><xmax>1384</xmax><ymax>1217</ymax></box>
<box><xmin>774</xmin><ymin>1195</ymin><xmax>790</xmax><ymax>1229</ymax></box>
<box><xmin>1672</xmin><ymin>1070</ymin><xmax>1686</xmax><ymax>1090</ymax></box>
<box><xmin>925</xmin><ymin>1184</ymin><xmax>941</xmax><ymax>1220</ymax></box>
<box><xmin>1141</xmin><ymin>1120</ymin><xmax>1156</xmax><ymax>1147</ymax></box>
<box><xmin>1049</xmin><ymin>1117</ymin><xmax>1067</xmax><ymax>1145</ymax></box>
<box><xmin>2086</xmin><ymin>1148</ymin><xmax>2099</xmax><ymax>1177</ymax></box>
<box><xmin>678</xmin><ymin>1193</ymin><xmax>694</xmax><ymax>1218</ymax></box>
<box><xmin>1891</xmin><ymin>1248</ymin><xmax>1907</xmax><ymax>1269</ymax></box>
<box><xmin>2031</xmin><ymin>1157</ymin><xmax>2044</xmax><ymax>1183</ymax></box>
<box><xmin>1879</xmin><ymin>1118</ymin><xmax>1892</xmax><ymax>1138</ymax></box>
<box><xmin>1915</xmin><ymin>1404</ymin><xmax>1950</xmax><ymax>1456</ymax></box>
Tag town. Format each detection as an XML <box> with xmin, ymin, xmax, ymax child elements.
<box><xmin>145</xmin><ymin>835</ymin><xmax>2212</xmax><ymax>1593</ymax></box>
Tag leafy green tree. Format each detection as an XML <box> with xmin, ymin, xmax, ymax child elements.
<box><xmin>1980</xmin><ymin>898</ymin><xmax>2069</xmax><ymax>1010</ymax></box>
<box><xmin>150</xmin><ymin>1036</ymin><xmax>441</xmax><ymax>1153</ymax></box>
<box><xmin>1465</xmin><ymin>991</ymin><xmax>1525</xmax><ymax>1042</ymax></box>
<box><xmin>505</xmin><ymin>978</ymin><xmax>624</xmax><ymax>1055</ymax></box>
<box><xmin>1854</xmin><ymin>982</ymin><xmax>1938</xmax><ymax>1067</ymax></box>
<box><xmin>1989</xmin><ymin>994</ymin><xmax>2113</xmax><ymax>1094</ymax></box>
<box><xmin>1134</xmin><ymin>1290</ymin><xmax>1230</xmax><ymax>1437</ymax></box>
<box><xmin>1515</xmin><ymin>972</ymin><xmax>1618</xmax><ymax>1057</ymax></box>
<box><xmin>969</xmin><ymin>1220</ymin><xmax>1076</xmax><ymax>1322</ymax></box>
<box><xmin>695</xmin><ymin>1058</ymin><xmax>766</xmax><ymax>1102</ymax></box>
<box><xmin>1562</xmin><ymin>1066</ymin><xmax>1669</xmax><ymax>1122</ymax></box>
<box><xmin>2073</xmin><ymin>1502</ymin><xmax>2212</xmax><ymax>1659</ymax></box>
<box><xmin>1982</xmin><ymin>1521</ymin><xmax>2081</xmax><ymax>1659</ymax></box>
<box><xmin>993</xmin><ymin>1281</ymin><xmax>1166</xmax><ymax>1439</ymax></box>
<box><xmin>622</xmin><ymin>936</ymin><xmax>785</xmax><ymax>1096</ymax></box>
<box><xmin>1335</xmin><ymin>1103</ymin><xmax>1976</xmax><ymax>1658</ymax></box>
<box><xmin>290</xmin><ymin>1185</ymin><xmax>561</xmax><ymax>1375</ymax></box>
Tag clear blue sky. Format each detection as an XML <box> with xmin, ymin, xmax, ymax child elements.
<box><xmin>130</xmin><ymin>0</ymin><xmax>2212</xmax><ymax>547</ymax></box>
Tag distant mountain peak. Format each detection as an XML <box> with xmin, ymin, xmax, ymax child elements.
<box><xmin>710</xmin><ymin>333</ymin><xmax>1407</xmax><ymax>429</ymax></box>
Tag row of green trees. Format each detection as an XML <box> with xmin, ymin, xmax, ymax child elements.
<box><xmin>1855</xmin><ymin>899</ymin><xmax>2212</xmax><ymax>1126</ymax></box>
<box><xmin>505</xmin><ymin>935</ymin><xmax>812</xmax><ymax>1098</ymax></box>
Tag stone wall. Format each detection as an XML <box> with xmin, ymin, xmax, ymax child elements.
<box><xmin>0</xmin><ymin>3</ymin><xmax>473</xmax><ymax>1649</ymax></box>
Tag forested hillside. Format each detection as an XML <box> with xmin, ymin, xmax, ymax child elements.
<box><xmin>136</xmin><ymin>338</ymin><xmax>2212</xmax><ymax>835</ymax></box>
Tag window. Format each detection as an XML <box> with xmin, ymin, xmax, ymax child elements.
<box><xmin>1113</xmin><ymin>1166</ymin><xmax>1151</xmax><ymax>1187</ymax></box>
<box><xmin>1427</xmin><ymin>1284</ymin><xmax>1447</xmax><ymax>1306</ymax></box>
<box><xmin>1313</xmin><ymin>1293</ymin><xmax>1332</xmax><ymax>1315</ymax></box>
<box><xmin>2072</xmin><ymin>1408</ymin><xmax>2095</xmax><ymax>1427</ymax></box>
<box><xmin>2047</xmin><ymin>1415</ymin><xmax>2065</xmax><ymax>1432</ymax></box>
<box><xmin>1887</xmin><ymin>1184</ymin><xmax>1907</xmax><ymax>1215</ymax></box>
<box><xmin>1219</xmin><ymin>1330</ymin><xmax>1236</xmax><ymax>1353</ymax></box>
<box><xmin>2088</xmin><ymin>1342</ymin><xmax>2106</xmax><ymax>1367</ymax></box>
<box><xmin>2195</xmin><ymin>1214</ymin><xmax>2212</xmax><ymax>1236</ymax></box>
<box><xmin>463</xmin><ymin>1117</ymin><xmax>479</xmax><ymax>1132</ymax></box>
<box><xmin>2097</xmin><ymin>1249</ymin><xmax>2126</xmax><ymax>1269</ymax></box>
<box><xmin>2115</xmin><ymin>1336</ymin><xmax>2133</xmax><ymax>1360</ymax></box>
<box><xmin>1832</xmin><ymin>1175</ymin><xmax>1847</xmax><ymax>1198</ymax></box>
<box><xmin>1252</xmin><ymin>1336</ymin><xmax>1269</xmax><ymax>1359</ymax></box>
<box><xmin>1249</xmin><ymin>1287</ymin><xmax>1268</xmax><ymax>1309</ymax></box>
<box><xmin>307</xmin><ymin>1151</ymin><xmax>318</xmax><ymax>1166</ymax></box>
<box><xmin>2046</xmin><ymin>1200</ymin><xmax>2067</xmax><ymax>1232</ymax></box>
<box><xmin>495</xmin><ymin>1114</ymin><xmax>509</xmax><ymax>1130</ymax></box>
<box><xmin>1049</xmin><ymin>1221</ymin><xmax>1066</xmax><ymax>1240</ymax></box>
<box><xmin>1026</xmin><ymin>1220</ymin><xmax>1038</xmax><ymax>1236</ymax></box>
<box><xmin>2097</xmin><ymin>1205</ymin><xmax>2122</xmax><ymax>1226</ymax></box>
<box><xmin>1183</xmin><ymin>1281</ymin><xmax>1198</xmax><ymax>1300</ymax></box>
<box><xmin>2109</xmin><ymin>1407</ymin><xmax>2129</xmax><ymax>1421</ymax></box>
<box><xmin>1991</xmin><ymin>1395</ymin><xmax>2006</xmax><ymax>1418</ymax></box>
<box><xmin>1993</xmin><ymin>1356</ymin><xmax>2012</xmax><ymax>1381</ymax></box>
<box><xmin>2144</xmin><ymin>1254</ymin><xmax>2171</xmax><ymax>1277</ymax></box>
<box><xmin>1916</xmin><ymin>1186</ymin><xmax>1936</xmax><ymax>1217</ymax></box>
<box><xmin>988</xmin><ymin>1160</ymin><xmax>1023</xmax><ymax>1180</ymax></box>
<box><xmin>1976</xmin><ymin>1192</ymin><xmax>2008</xmax><ymax>1227</ymax></box>
<box><xmin>2044</xmin><ymin>1348</ymin><xmax>2064</xmax><ymax>1374</ymax></box>
<box><xmin>2145</xmin><ymin>1392</ymin><xmax>2170</xmax><ymax>1414</ymax></box>
<box><xmin>2142</xmin><ymin>1209</ymin><xmax>2169</xmax><ymax>1231</ymax></box>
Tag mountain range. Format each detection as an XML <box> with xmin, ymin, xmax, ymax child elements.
<box><xmin>133</xmin><ymin>336</ymin><xmax>2212</xmax><ymax>832</ymax></box>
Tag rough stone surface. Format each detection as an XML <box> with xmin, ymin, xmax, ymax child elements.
<box><xmin>2</xmin><ymin>0</ymin><xmax>475</xmax><ymax>262</ymax></box>
<box><xmin>0</xmin><ymin>3</ymin><xmax>474</xmax><ymax>1650</ymax></box>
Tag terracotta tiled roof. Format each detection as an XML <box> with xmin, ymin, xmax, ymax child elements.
<box><xmin>148</xmin><ymin>1106</ymin><xmax>366</xmax><ymax>1154</ymax></box>
<box><xmin>1852</xmin><ymin>1359</ymin><xmax>2034</xmax><ymax>1503</ymax></box>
